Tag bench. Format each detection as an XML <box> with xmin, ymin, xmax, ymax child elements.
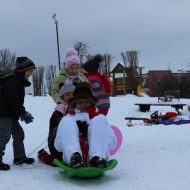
<box><xmin>158</xmin><ymin>90</ymin><xmax>180</xmax><ymax>102</ymax></box>
<box><xmin>135</xmin><ymin>103</ymin><xmax>186</xmax><ymax>114</ymax></box>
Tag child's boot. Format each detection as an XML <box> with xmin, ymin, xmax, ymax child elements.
<box><xmin>13</xmin><ymin>157</ymin><xmax>35</xmax><ymax>165</ymax></box>
<box><xmin>0</xmin><ymin>154</ymin><xmax>10</xmax><ymax>171</ymax></box>
<box><xmin>90</xmin><ymin>156</ymin><xmax>107</xmax><ymax>168</ymax></box>
<box><xmin>70</xmin><ymin>152</ymin><xmax>83</xmax><ymax>168</ymax></box>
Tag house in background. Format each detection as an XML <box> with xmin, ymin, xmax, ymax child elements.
<box><xmin>143</xmin><ymin>70</ymin><xmax>171</xmax><ymax>97</ymax></box>
<box><xmin>143</xmin><ymin>70</ymin><xmax>190</xmax><ymax>97</ymax></box>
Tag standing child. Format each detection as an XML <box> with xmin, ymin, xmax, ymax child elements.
<box><xmin>38</xmin><ymin>83</ymin><xmax>75</xmax><ymax>165</ymax></box>
<box><xmin>0</xmin><ymin>57</ymin><xmax>36</xmax><ymax>171</ymax></box>
<box><xmin>83</xmin><ymin>55</ymin><xmax>112</xmax><ymax>115</ymax></box>
<box><xmin>54</xmin><ymin>82</ymin><xmax>116</xmax><ymax>168</ymax></box>
<box><xmin>51</xmin><ymin>48</ymin><xmax>88</xmax><ymax>103</ymax></box>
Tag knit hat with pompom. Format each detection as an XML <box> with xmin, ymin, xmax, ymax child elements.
<box><xmin>64</xmin><ymin>48</ymin><xmax>80</xmax><ymax>69</ymax></box>
<box><xmin>83</xmin><ymin>54</ymin><xmax>103</xmax><ymax>72</ymax></box>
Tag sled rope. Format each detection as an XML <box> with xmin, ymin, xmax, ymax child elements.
<box><xmin>9</xmin><ymin>127</ymin><xmax>58</xmax><ymax>168</ymax></box>
<box><xmin>25</xmin><ymin>127</ymin><xmax>58</xmax><ymax>158</ymax></box>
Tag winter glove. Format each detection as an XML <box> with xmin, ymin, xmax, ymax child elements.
<box><xmin>20</xmin><ymin>111</ymin><xmax>34</xmax><ymax>124</ymax></box>
<box><xmin>76</xmin><ymin>121</ymin><xmax>89</xmax><ymax>138</ymax></box>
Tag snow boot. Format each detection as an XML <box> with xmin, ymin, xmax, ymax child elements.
<box><xmin>70</xmin><ymin>152</ymin><xmax>83</xmax><ymax>168</ymax></box>
<box><xmin>13</xmin><ymin>157</ymin><xmax>35</xmax><ymax>165</ymax></box>
<box><xmin>38</xmin><ymin>149</ymin><xmax>48</xmax><ymax>160</ymax></box>
<box><xmin>38</xmin><ymin>149</ymin><xmax>53</xmax><ymax>165</ymax></box>
<box><xmin>0</xmin><ymin>153</ymin><xmax>10</xmax><ymax>171</ymax></box>
<box><xmin>0</xmin><ymin>161</ymin><xmax>10</xmax><ymax>171</ymax></box>
<box><xmin>90</xmin><ymin>156</ymin><xmax>107</xmax><ymax>168</ymax></box>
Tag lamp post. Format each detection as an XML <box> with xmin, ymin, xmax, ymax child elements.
<box><xmin>52</xmin><ymin>13</ymin><xmax>61</xmax><ymax>70</ymax></box>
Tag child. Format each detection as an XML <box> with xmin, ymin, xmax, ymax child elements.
<box><xmin>51</xmin><ymin>48</ymin><xmax>88</xmax><ymax>103</ymax></box>
<box><xmin>54</xmin><ymin>82</ymin><xmax>116</xmax><ymax>168</ymax></box>
<box><xmin>83</xmin><ymin>55</ymin><xmax>112</xmax><ymax>115</ymax></box>
<box><xmin>38</xmin><ymin>83</ymin><xmax>75</xmax><ymax>165</ymax></box>
<box><xmin>0</xmin><ymin>57</ymin><xmax>36</xmax><ymax>171</ymax></box>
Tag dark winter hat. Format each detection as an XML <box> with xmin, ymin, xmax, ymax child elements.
<box><xmin>73</xmin><ymin>82</ymin><xmax>97</xmax><ymax>101</ymax></box>
<box><xmin>15</xmin><ymin>57</ymin><xmax>36</xmax><ymax>72</ymax></box>
<box><xmin>83</xmin><ymin>54</ymin><xmax>103</xmax><ymax>72</ymax></box>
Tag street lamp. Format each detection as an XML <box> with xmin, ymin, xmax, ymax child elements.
<box><xmin>52</xmin><ymin>13</ymin><xmax>61</xmax><ymax>70</ymax></box>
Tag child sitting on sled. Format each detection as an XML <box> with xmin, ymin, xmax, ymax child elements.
<box><xmin>38</xmin><ymin>83</ymin><xmax>75</xmax><ymax>165</ymax></box>
<box><xmin>54</xmin><ymin>82</ymin><xmax>117</xmax><ymax>168</ymax></box>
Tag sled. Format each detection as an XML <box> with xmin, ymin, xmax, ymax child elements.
<box><xmin>53</xmin><ymin>159</ymin><xmax>118</xmax><ymax>178</ymax></box>
<box><xmin>125</xmin><ymin>111</ymin><xmax>161</xmax><ymax>126</ymax></box>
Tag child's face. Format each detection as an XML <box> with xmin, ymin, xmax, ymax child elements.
<box><xmin>25</xmin><ymin>68</ymin><xmax>35</xmax><ymax>78</ymax></box>
<box><xmin>75</xmin><ymin>98</ymin><xmax>92</xmax><ymax>111</ymax></box>
<box><xmin>62</xmin><ymin>91</ymin><xmax>73</xmax><ymax>104</ymax></box>
<box><xmin>67</xmin><ymin>64</ymin><xmax>80</xmax><ymax>76</ymax></box>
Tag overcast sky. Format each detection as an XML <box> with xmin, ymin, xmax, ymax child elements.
<box><xmin>1</xmin><ymin>0</ymin><xmax>190</xmax><ymax>73</ymax></box>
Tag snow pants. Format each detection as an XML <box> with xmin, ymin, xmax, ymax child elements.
<box><xmin>54</xmin><ymin>114</ymin><xmax>117</xmax><ymax>165</ymax></box>
<box><xmin>0</xmin><ymin>118</ymin><xmax>26</xmax><ymax>160</ymax></box>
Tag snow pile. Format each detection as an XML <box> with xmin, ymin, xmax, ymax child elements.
<box><xmin>1</xmin><ymin>95</ymin><xmax>190</xmax><ymax>190</ymax></box>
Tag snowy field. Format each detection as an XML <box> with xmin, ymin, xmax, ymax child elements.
<box><xmin>1</xmin><ymin>95</ymin><xmax>190</xmax><ymax>190</ymax></box>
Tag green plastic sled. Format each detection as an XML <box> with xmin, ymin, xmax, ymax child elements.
<box><xmin>53</xmin><ymin>159</ymin><xmax>118</xmax><ymax>178</ymax></box>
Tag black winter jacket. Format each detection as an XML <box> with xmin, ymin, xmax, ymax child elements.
<box><xmin>0</xmin><ymin>72</ymin><xmax>31</xmax><ymax>120</ymax></box>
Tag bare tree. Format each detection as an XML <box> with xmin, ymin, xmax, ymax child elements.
<box><xmin>32</xmin><ymin>66</ymin><xmax>45</xmax><ymax>96</ymax></box>
<box><xmin>0</xmin><ymin>49</ymin><xmax>16</xmax><ymax>75</ymax></box>
<box><xmin>121</xmin><ymin>52</ymin><xmax>128</xmax><ymax>94</ymax></box>
<box><xmin>45</xmin><ymin>65</ymin><xmax>57</xmax><ymax>95</ymax></box>
<box><xmin>121</xmin><ymin>51</ymin><xmax>139</xmax><ymax>69</ymax></box>
<box><xmin>121</xmin><ymin>50</ymin><xmax>140</xmax><ymax>94</ymax></box>
<box><xmin>74</xmin><ymin>41</ymin><xmax>89</xmax><ymax>65</ymax></box>
<box><xmin>185</xmin><ymin>60</ymin><xmax>190</xmax><ymax>69</ymax></box>
<box><xmin>99</xmin><ymin>53</ymin><xmax>113</xmax><ymax>75</ymax></box>
<box><xmin>121</xmin><ymin>52</ymin><xmax>128</xmax><ymax>69</ymax></box>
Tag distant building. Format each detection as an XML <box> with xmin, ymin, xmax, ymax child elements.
<box><xmin>142</xmin><ymin>70</ymin><xmax>190</xmax><ymax>97</ymax></box>
<box><xmin>143</xmin><ymin>70</ymin><xmax>171</xmax><ymax>97</ymax></box>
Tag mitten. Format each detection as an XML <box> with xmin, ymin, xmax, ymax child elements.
<box><xmin>20</xmin><ymin>111</ymin><xmax>34</xmax><ymax>124</ymax></box>
<box><xmin>76</xmin><ymin>121</ymin><xmax>88</xmax><ymax>138</ymax></box>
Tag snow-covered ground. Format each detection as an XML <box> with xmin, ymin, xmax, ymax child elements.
<box><xmin>1</xmin><ymin>95</ymin><xmax>190</xmax><ymax>190</ymax></box>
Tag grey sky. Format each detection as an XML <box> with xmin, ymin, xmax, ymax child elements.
<box><xmin>1</xmin><ymin>0</ymin><xmax>190</xmax><ymax>73</ymax></box>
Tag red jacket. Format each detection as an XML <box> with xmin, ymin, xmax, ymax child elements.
<box><xmin>85</xmin><ymin>72</ymin><xmax>112</xmax><ymax>112</ymax></box>
<box><xmin>83</xmin><ymin>106</ymin><xmax>100</xmax><ymax>119</ymax></box>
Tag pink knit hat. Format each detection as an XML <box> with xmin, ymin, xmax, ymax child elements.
<box><xmin>64</xmin><ymin>48</ymin><xmax>80</xmax><ymax>69</ymax></box>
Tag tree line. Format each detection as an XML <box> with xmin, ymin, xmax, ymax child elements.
<box><xmin>0</xmin><ymin>42</ymin><xmax>145</xmax><ymax>96</ymax></box>
<box><xmin>0</xmin><ymin>43</ymin><xmax>114</xmax><ymax>96</ymax></box>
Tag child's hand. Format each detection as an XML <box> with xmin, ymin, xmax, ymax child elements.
<box><xmin>20</xmin><ymin>111</ymin><xmax>34</xmax><ymax>124</ymax></box>
<box><xmin>76</xmin><ymin>121</ymin><xmax>88</xmax><ymax>138</ymax></box>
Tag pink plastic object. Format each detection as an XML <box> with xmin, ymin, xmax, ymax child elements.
<box><xmin>109</xmin><ymin>125</ymin><xmax>122</xmax><ymax>155</ymax></box>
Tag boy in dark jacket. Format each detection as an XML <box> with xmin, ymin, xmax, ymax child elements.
<box><xmin>0</xmin><ymin>57</ymin><xmax>36</xmax><ymax>171</ymax></box>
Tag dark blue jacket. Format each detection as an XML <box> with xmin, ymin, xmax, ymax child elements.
<box><xmin>0</xmin><ymin>72</ymin><xmax>30</xmax><ymax>120</ymax></box>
